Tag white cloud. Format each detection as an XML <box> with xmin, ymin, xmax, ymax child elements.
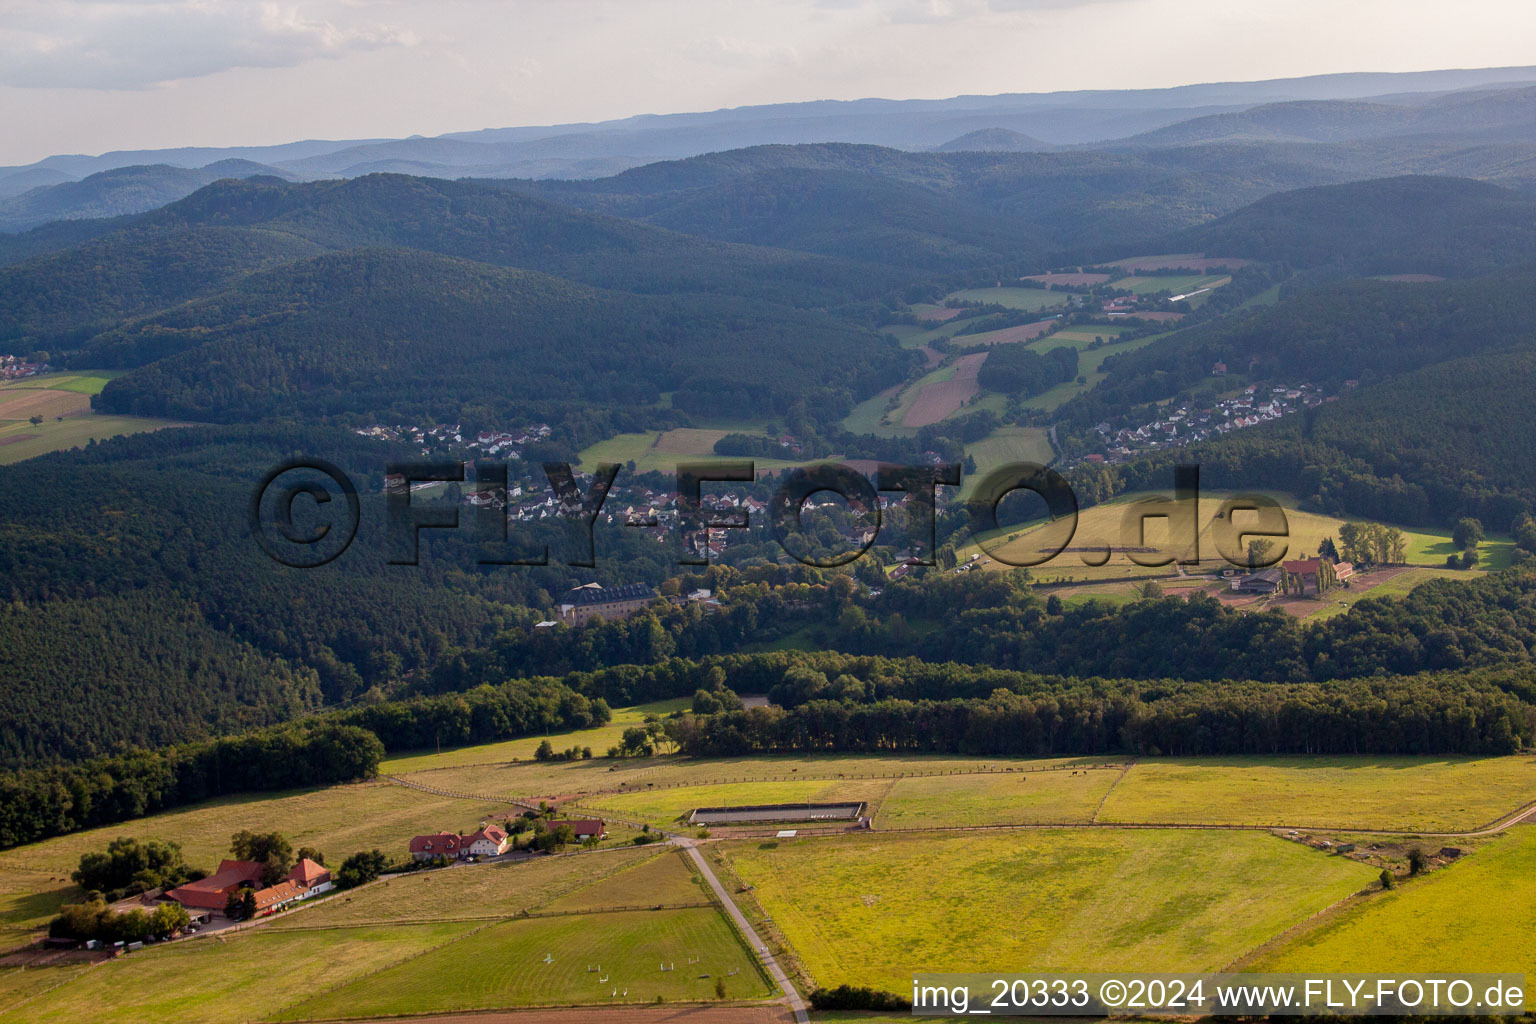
<box><xmin>0</xmin><ymin>1</ymin><xmax>413</xmax><ymax>89</ymax></box>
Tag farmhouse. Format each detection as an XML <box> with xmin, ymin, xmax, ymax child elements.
<box><xmin>548</xmin><ymin>818</ymin><xmax>607</xmax><ymax>841</ymax></box>
<box><xmin>462</xmin><ymin>824</ymin><xmax>510</xmax><ymax>857</ymax></box>
<box><xmin>164</xmin><ymin>859</ymin><xmax>264</xmax><ymax>912</ymax></box>
<box><xmin>408</xmin><ymin>832</ymin><xmax>463</xmax><ymax>861</ymax></box>
<box><xmin>163</xmin><ymin>857</ymin><xmax>334</xmax><ymax>917</ymax></box>
<box><xmin>558</xmin><ymin>582</ymin><xmax>658</xmax><ymax>625</ymax></box>
<box><xmin>288</xmin><ymin>857</ymin><xmax>334</xmax><ymax>898</ymax></box>
<box><xmin>1282</xmin><ymin>558</ymin><xmax>1342</xmax><ymax>596</ymax></box>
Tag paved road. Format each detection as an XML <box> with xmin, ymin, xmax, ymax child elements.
<box><xmin>676</xmin><ymin>838</ymin><xmax>808</xmax><ymax>1024</ymax></box>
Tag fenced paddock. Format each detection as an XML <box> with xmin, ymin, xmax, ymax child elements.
<box><xmin>688</xmin><ymin>802</ymin><xmax>865</xmax><ymax>826</ymax></box>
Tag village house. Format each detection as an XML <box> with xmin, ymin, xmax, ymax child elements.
<box><xmin>408</xmin><ymin>832</ymin><xmax>463</xmax><ymax>861</ymax></box>
<box><xmin>548</xmin><ymin>819</ymin><xmax>607</xmax><ymax>842</ymax></box>
<box><xmin>462</xmin><ymin>825</ymin><xmax>510</xmax><ymax>857</ymax></box>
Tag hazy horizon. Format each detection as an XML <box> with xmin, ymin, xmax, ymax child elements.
<box><xmin>3</xmin><ymin>0</ymin><xmax>1536</xmax><ymax>165</ymax></box>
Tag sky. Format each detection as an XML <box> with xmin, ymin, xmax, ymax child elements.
<box><xmin>1</xmin><ymin>0</ymin><xmax>1534</xmax><ymax>165</ymax></box>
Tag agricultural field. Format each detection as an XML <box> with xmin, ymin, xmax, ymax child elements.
<box><xmin>277</xmin><ymin>907</ymin><xmax>773</xmax><ymax>1019</ymax></box>
<box><xmin>1097</xmin><ymin>756</ymin><xmax>1536</xmax><ymax>832</ymax></box>
<box><xmin>540</xmin><ymin>848</ymin><xmax>710</xmax><ymax>912</ymax></box>
<box><xmin>902</xmin><ymin>352</ymin><xmax>986</xmax><ymax>427</ymax></box>
<box><xmin>380</xmin><ymin>699</ymin><xmax>690</xmax><ymax>773</ymax></box>
<box><xmin>0</xmin><ymin>922</ymin><xmax>477</xmax><ymax>1024</ymax></box>
<box><xmin>1109</xmin><ymin>272</ymin><xmax>1230</xmax><ymax>297</ymax></box>
<box><xmin>724</xmin><ymin>829</ymin><xmax>1375</xmax><ymax>992</ymax></box>
<box><xmin>872</xmin><ymin>766</ymin><xmax>1122</xmax><ymax>828</ymax></box>
<box><xmin>1254</xmin><ymin>826</ymin><xmax>1536</xmax><ymax>975</ymax></box>
<box><xmin>0</xmin><ymin>781</ymin><xmax>507</xmax><ymax>949</ymax></box>
<box><xmin>0</xmin><ymin>372</ymin><xmax>185</xmax><ymax>465</ymax></box>
<box><xmin>943</xmin><ymin>286</ymin><xmax>1070</xmax><ymax>312</ymax></box>
<box><xmin>961</xmin><ymin>490</ymin><xmax>1507</xmax><ymax>584</ymax></box>
<box><xmin>575</xmin><ymin>425</ymin><xmax>806</xmax><ymax>475</ymax></box>
<box><xmin>267</xmin><ymin>847</ymin><xmax>666</xmax><ymax>928</ymax></box>
<box><xmin>959</xmin><ymin>426</ymin><xmax>1054</xmax><ymax>498</ymax></box>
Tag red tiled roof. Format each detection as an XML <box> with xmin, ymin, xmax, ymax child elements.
<box><xmin>464</xmin><ymin>825</ymin><xmax>507</xmax><ymax>845</ymax></box>
<box><xmin>409</xmin><ymin>832</ymin><xmax>462</xmax><ymax>855</ymax></box>
<box><xmin>549</xmin><ymin>818</ymin><xmax>605</xmax><ymax>836</ymax></box>
<box><xmin>252</xmin><ymin>880</ymin><xmax>304</xmax><ymax>913</ymax></box>
<box><xmin>164</xmin><ymin>860</ymin><xmax>264</xmax><ymax>910</ymax></box>
<box><xmin>288</xmin><ymin>858</ymin><xmax>331</xmax><ymax>887</ymax></box>
<box><xmin>1283</xmin><ymin>558</ymin><xmax>1323</xmax><ymax>574</ymax></box>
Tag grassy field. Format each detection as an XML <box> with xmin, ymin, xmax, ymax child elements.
<box><xmin>0</xmin><ymin>372</ymin><xmax>182</xmax><ymax>465</ymax></box>
<box><xmin>960</xmin><ymin>490</ymin><xmax>1508</xmax><ymax>583</ymax></box>
<box><xmin>944</xmin><ymin>287</ymin><xmax>1069</xmax><ymax>312</ymax></box>
<box><xmin>1015</xmin><ymin>328</ymin><xmax>1169</xmax><ymax>413</ymax></box>
<box><xmin>0</xmin><ymin>414</ymin><xmax>188</xmax><ymax>465</ymax></box>
<box><xmin>959</xmin><ymin>426</ymin><xmax>1054</xmax><ymax>498</ymax></box>
<box><xmin>276</xmin><ymin>907</ymin><xmax>774</xmax><ymax>1018</ymax></box>
<box><xmin>575</xmin><ymin>424</ymin><xmax>804</xmax><ymax>474</ymax></box>
<box><xmin>269</xmin><ymin>848</ymin><xmax>664</xmax><ymax>929</ymax></box>
<box><xmin>1098</xmin><ymin>756</ymin><xmax>1536</xmax><ymax>832</ymax></box>
<box><xmin>1254</xmin><ymin>826</ymin><xmax>1536</xmax><ymax>975</ymax></box>
<box><xmin>725</xmin><ymin>829</ymin><xmax>1375</xmax><ymax>991</ymax></box>
<box><xmin>0</xmin><ymin>922</ymin><xmax>476</xmax><ymax>1024</ymax></box>
<box><xmin>1109</xmin><ymin>273</ymin><xmax>1230</xmax><ymax>296</ymax></box>
<box><xmin>0</xmin><ymin>781</ymin><xmax>508</xmax><ymax>948</ymax></box>
<box><xmin>873</xmin><ymin>767</ymin><xmax>1121</xmax><ymax>828</ymax></box>
<box><xmin>380</xmin><ymin>699</ymin><xmax>690</xmax><ymax>773</ymax></box>
<box><xmin>542</xmin><ymin>848</ymin><xmax>710</xmax><ymax>912</ymax></box>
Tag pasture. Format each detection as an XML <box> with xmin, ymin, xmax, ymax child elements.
<box><xmin>268</xmin><ymin>847</ymin><xmax>665</xmax><ymax>929</ymax></box>
<box><xmin>1254</xmin><ymin>826</ymin><xmax>1536</xmax><ymax>975</ymax></box>
<box><xmin>0</xmin><ymin>414</ymin><xmax>187</xmax><ymax>465</ymax></box>
<box><xmin>944</xmin><ymin>286</ymin><xmax>1068</xmax><ymax>312</ymax></box>
<box><xmin>960</xmin><ymin>490</ymin><xmax>1502</xmax><ymax>583</ymax></box>
<box><xmin>276</xmin><ymin>907</ymin><xmax>773</xmax><ymax>1018</ymax></box>
<box><xmin>872</xmin><ymin>766</ymin><xmax>1121</xmax><ymax>828</ymax></box>
<box><xmin>0</xmin><ymin>922</ymin><xmax>476</xmax><ymax>1024</ymax></box>
<box><xmin>1109</xmin><ymin>273</ymin><xmax>1230</xmax><ymax>297</ymax></box>
<box><xmin>379</xmin><ymin>698</ymin><xmax>690</xmax><ymax>773</ymax></box>
<box><xmin>1098</xmin><ymin>756</ymin><xmax>1536</xmax><ymax>832</ymax></box>
<box><xmin>724</xmin><ymin>829</ymin><xmax>1375</xmax><ymax>991</ymax></box>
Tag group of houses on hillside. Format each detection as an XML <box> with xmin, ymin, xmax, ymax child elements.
<box><xmin>0</xmin><ymin>355</ymin><xmax>47</xmax><ymax>380</ymax></box>
<box><xmin>406</xmin><ymin>818</ymin><xmax>606</xmax><ymax>861</ymax></box>
<box><xmin>1087</xmin><ymin>382</ymin><xmax>1337</xmax><ymax>464</ymax></box>
<box><xmin>357</xmin><ymin>421</ymin><xmax>551</xmax><ymax>458</ymax></box>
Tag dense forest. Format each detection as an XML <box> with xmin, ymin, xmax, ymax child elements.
<box><xmin>85</xmin><ymin>248</ymin><xmax>907</xmax><ymax>428</ymax></box>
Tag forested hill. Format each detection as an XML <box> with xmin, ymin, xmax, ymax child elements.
<box><xmin>85</xmin><ymin>247</ymin><xmax>906</xmax><ymax>425</ymax></box>
<box><xmin>148</xmin><ymin>173</ymin><xmax>909</xmax><ymax>306</ymax></box>
<box><xmin>0</xmin><ymin>171</ymin><xmax>918</xmax><ymax>355</ymax></box>
<box><xmin>1062</xmin><ymin>267</ymin><xmax>1536</xmax><ymax>424</ymax></box>
<box><xmin>1163</xmin><ymin>176</ymin><xmax>1536</xmax><ymax>277</ymax></box>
